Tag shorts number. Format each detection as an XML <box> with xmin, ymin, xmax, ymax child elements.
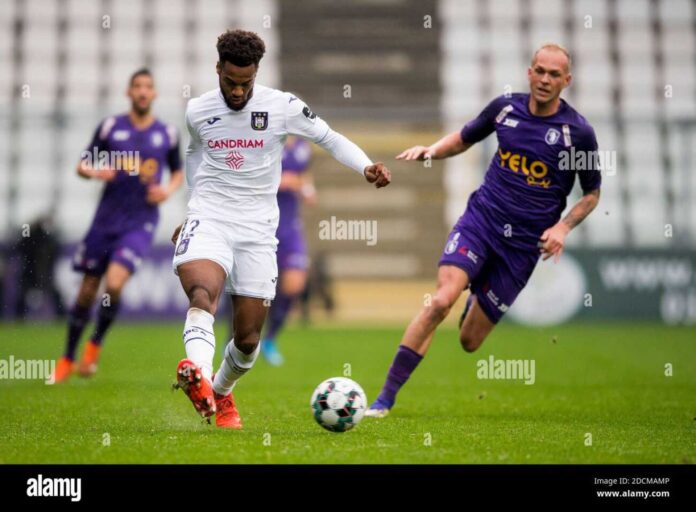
<box><xmin>175</xmin><ymin>219</ymin><xmax>201</xmax><ymax>256</ymax></box>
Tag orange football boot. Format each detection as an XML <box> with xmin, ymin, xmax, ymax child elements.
<box><xmin>77</xmin><ymin>340</ymin><xmax>101</xmax><ymax>377</ymax></box>
<box><xmin>173</xmin><ymin>359</ymin><xmax>216</xmax><ymax>418</ymax></box>
<box><xmin>51</xmin><ymin>357</ymin><xmax>74</xmax><ymax>383</ymax></box>
<box><xmin>214</xmin><ymin>391</ymin><xmax>243</xmax><ymax>429</ymax></box>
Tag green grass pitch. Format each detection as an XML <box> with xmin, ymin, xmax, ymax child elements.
<box><xmin>0</xmin><ymin>321</ymin><xmax>694</xmax><ymax>463</ymax></box>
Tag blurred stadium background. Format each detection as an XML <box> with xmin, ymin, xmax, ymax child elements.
<box><xmin>1</xmin><ymin>0</ymin><xmax>695</xmax><ymax>326</ymax></box>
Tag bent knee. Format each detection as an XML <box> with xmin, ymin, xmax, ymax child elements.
<box><xmin>188</xmin><ymin>285</ymin><xmax>217</xmax><ymax>312</ymax></box>
<box><xmin>459</xmin><ymin>331</ymin><xmax>486</xmax><ymax>353</ymax></box>
<box><xmin>281</xmin><ymin>281</ymin><xmax>304</xmax><ymax>297</ymax></box>
<box><xmin>77</xmin><ymin>279</ymin><xmax>100</xmax><ymax>306</ymax></box>
<box><xmin>103</xmin><ymin>285</ymin><xmax>124</xmax><ymax>302</ymax></box>
<box><xmin>77</xmin><ymin>288</ymin><xmax>98</xmax><ymax>305</ymax></box>
<box><xmin>234</xmin><ymin>333</ymin><xmax>261</xmax><ymax>355</ymax></box>
<box><xmin>426</xmin><ymin>293</ymin><xmax>458</xmax><ymax>320</ymax></box>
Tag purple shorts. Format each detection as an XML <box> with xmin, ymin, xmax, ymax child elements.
<box><xmin>276</xmin><ymin>219</ymin><xmax>308</xmax><ymax>271</ymax></box>
<box><xmin>438</xmin><ymin>208</ymin><xmax>540</xmax><ymax>324</ymax></box>
<box><xmin>73</xmin><ymin>226</ymin><xmax>154</xmax><ymax>276</ymax></box>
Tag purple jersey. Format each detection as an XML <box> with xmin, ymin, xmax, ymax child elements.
<box><xmin>85</xmin><ymin>114</ymin><xmax>182</xmax><ymax>234</ymax></box>
<box><xmin>277</xmin><ymin>138</ymin><xmax>312</xmax><ymax>229</ymax></box>
<box><xmin>460</xmin><ymin>93</ymin><xmax>601</xmax><ymax>250</ymax></box>
<box><xmin>275</xmin><ymin>138</ymin><xmax>312</xmax><ymax>270</ymax></box>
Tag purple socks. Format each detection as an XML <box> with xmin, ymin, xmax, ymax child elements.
<box><xmin>64</xmin><ymin>304</ymin><xmax>91</xmax><ymax>360</ymax></box>
<box><xmin>265</xmin><ymin>292</ymin><xmax>294</xmax><ymax>341</ymax></box>
<box><xmin>90</xmin><ymin>300</ymin><xmax>121</xmax><ymax>346</ymax></box>
<box><xmin>373</xmin><ymin>345</ymin><xmax>424</xmax><ymax>408</ymax></box>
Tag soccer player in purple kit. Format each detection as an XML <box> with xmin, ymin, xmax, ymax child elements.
<box><xmin>52</xmin><ymin>68</ymin><xmax>183</xmax><ymax>383</ymax></box>
<box><xmin>261</xmin><ymin>136</ymin><xmax>316</xmax><ymax>366</ymax></box>
<box><xmin>366</xmin><ymin>44</ymin><xmax>602</xmax><ymax>417</ymax></box>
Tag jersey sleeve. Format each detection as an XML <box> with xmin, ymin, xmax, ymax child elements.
<box><xmin>184</xmin><ymin>102</ymin><xmax>203</xmax><ymax>190</ymax></box>
<box><xmin>166</xmin><ymin>125</ymin><xmax>182</xmax><ymax>173</ymax></box>
<box><xmin>83</xmin><ymin>117</ymin><xmax>115</xmax><ymax>157</ymax></box>
<box><xmin>285</xmin><ymin>95</ymin><xmax>331</xmax><ymax>143</ymax></box>
<box><xmin>576</xmin><ymin>124</ymin><xmax>602</xmax><ymax>193</ymax></box>
<box><xmin>285</xmin><ymin>93</ymin><xmax>370</xmax><ymax>175</ymax></box>
<box><xmin>459</xmin><ymin>96</ymin><xmax>505</xmax><ymax>144</ymax></box>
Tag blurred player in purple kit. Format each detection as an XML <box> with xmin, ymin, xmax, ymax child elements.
<box><xmin>261</xmin><ymin>136</ymin><xmax>316</xmax><ymax>365</ymax></box>
<box><xmin>366</xmin><ymin>44</ymin><xmax>602</xmax><ymax>417</ymax></box>
<box><xmin>53</xmin><ymin>68</ymin><xmax>183</xmax><ymax>382</ymax></box>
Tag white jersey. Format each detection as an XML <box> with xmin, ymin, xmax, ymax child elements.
<box><xmin>185</xmin><ymin>84</ymin><xmax>372</xmax><ymax>240</ymax></box>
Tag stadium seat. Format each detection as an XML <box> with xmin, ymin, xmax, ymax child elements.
<box><xmin>530</xmin><ymin>0</ymin><xmax>564</xmax><ymax>22</ymax></box>
<box><xmin>657</xmin><ymin>0</ymin><xmax>692</xmax><ymax>25</ymax></box>
<box><xmin>616</xmin><ymin>0</ymin><xmax>651</xmax><ymax>26</ymax></box>
<box><xmin>66</xmin><ymin>0</ymin><xmax>103</xmax><ymax>24</ymax></box>
<box><xmin>572</xmin><ymin>0</ymin><xmax>609</xmax><ymax>21</ymax></box>
<box><xmin>438</xmin><ymin>0</ymin><xmax>478</xmax><ymax>21</ymax></box>
<box><xmin>488</xmin><ymin>0</ymin><xmax>522</xmax><ymax>22</ymax></box>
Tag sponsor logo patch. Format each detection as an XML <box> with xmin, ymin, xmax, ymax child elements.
<box><xmin>225</xmin><ymin>150</ymin><xmax>244</xmax><ymax>170</ymax></box>
<box><xmin>444</xmin><ymin>232</ymin><xmax>460</xmax><ymax>255</ymax></box>
<box><xmin>503</xmin><ymin>118</ymin><xmax>519</xmax><ymax>128</ymax></box>
<box><xmin>302</xmin><ymin>105</ymin><xmax>316</xmax><ymax>122</ymax></box>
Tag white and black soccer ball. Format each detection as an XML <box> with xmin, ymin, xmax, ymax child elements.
<box><xmin>310</xmin><ymin>377</ymin><xmax>367</xmax><ymax>432</ymax></box>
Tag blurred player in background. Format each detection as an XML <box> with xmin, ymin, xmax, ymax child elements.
<box><xmin>14</xmin><ymin>215</ymin><xmax>65</xmax><ymax>319</ymax></box>
<box><xmin>260</xmin><ymin>136</ymin><xmax>316</xmax><ymax>366</ymax></box>
<box><xmin>171</xmin><ymin>29</ymin><xmax>390</xmax><ymax>429</ymax></box>
<box><xmin>366</xmin><ymin>44</ymin><xmax>601</xmax><ymax>417</ymax></box>
<box><xmin>53</xmin><ymin>69</ymin><xmax>183</xmax><ymax>382</ymax></box>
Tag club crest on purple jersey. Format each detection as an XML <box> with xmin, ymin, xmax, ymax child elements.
<box><xmin>545</xmin><ymin>128</ymin><xmax>561</xmax><ymax>145</ymax></box>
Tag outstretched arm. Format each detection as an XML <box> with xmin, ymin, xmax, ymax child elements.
<box><xmin>540</xmin><ymin>188</ymin><xmax>600</xmax><ymax>262</ymax></box>
<box><xmin>396</xmin><ymin>131</ymin><xmax>473</xmax><ymax>161</ymax></box>
<box><xmin>76</xmin><ymin>160</ymin><xmax>116</xmax><ymax>181</ymax></box>
<box><xmin>285</xmin><ymin>95</ymin><xmax>391</xmax><ymax>188</ymax></box>
<box><xmin>77</xmin><ymin>119</ymin><xmax>117</xmax><ymax>181</ymax></box>
<box><xmin>314</xmin><ymin>128</ymin><xmax>390</xmax><ymax>188</ymax></box>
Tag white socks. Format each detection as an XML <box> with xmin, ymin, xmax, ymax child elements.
<box><xmin>183</xmin><ymin>308</ymin><xmax>216</xmax><ymax>381</ymax></box>
<box><xmin>212</xmin><ymin>339</ymin><xmax>259</xmax><ymax>397</ymax></box>
<box><xmin>182</xmin><ymin>307</ymin><xmax>259</xmax><ymax>395</ymax></box>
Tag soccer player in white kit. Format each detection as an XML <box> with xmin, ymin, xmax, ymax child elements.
<box><xmin>171</xmin><ymin>30</ymin><xmax>391</xmax><ymax>428</ymax></box>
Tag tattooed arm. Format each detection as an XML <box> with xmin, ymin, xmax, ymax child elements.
<box><xmin>540</xmin><ymin>188</ymin><xmax>601</xmax><ymax>262</ymax></box>
<box><xmin>562</xmin><ymin>188</ymin><xmax>601</xmax><ymax>230</ymax></box>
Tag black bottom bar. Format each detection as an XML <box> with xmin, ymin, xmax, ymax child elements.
<box><xmin>1</xmin><ymin>464</ymin><xmax>693</xmax><ymax>505</ymax></box>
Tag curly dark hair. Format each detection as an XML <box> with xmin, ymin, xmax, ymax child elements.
<box><xmin>216</xmin><ymin>29</ymin><xmax>266</xmax><ymax>67</ymax></box>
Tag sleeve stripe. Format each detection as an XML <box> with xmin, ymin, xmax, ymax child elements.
<box><xmin>99</xmin><ymin>116</ymin><xmax>116</xmax><ymax>140</ymax></box>
<box><xmin>166</xmin><ymin>124</ymin><xmax>179</xmax><ymax>147</ymax></box>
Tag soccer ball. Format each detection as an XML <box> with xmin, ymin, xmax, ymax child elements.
<box><xmin>310</xmin><ymin>377</ymin><xmax>367</xmax><ymax>432</ymax></box>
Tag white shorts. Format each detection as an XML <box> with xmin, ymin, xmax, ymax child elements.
<box><xmin>172</xmin><ymin>215</ymin><xmax>278</xmax><ymax>300</ymax></box>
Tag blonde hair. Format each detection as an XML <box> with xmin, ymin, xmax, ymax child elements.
<box><xmin>531</xmin><ymin>43</ymin><xmax>572</xmax><ymax>72</ymax></box>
